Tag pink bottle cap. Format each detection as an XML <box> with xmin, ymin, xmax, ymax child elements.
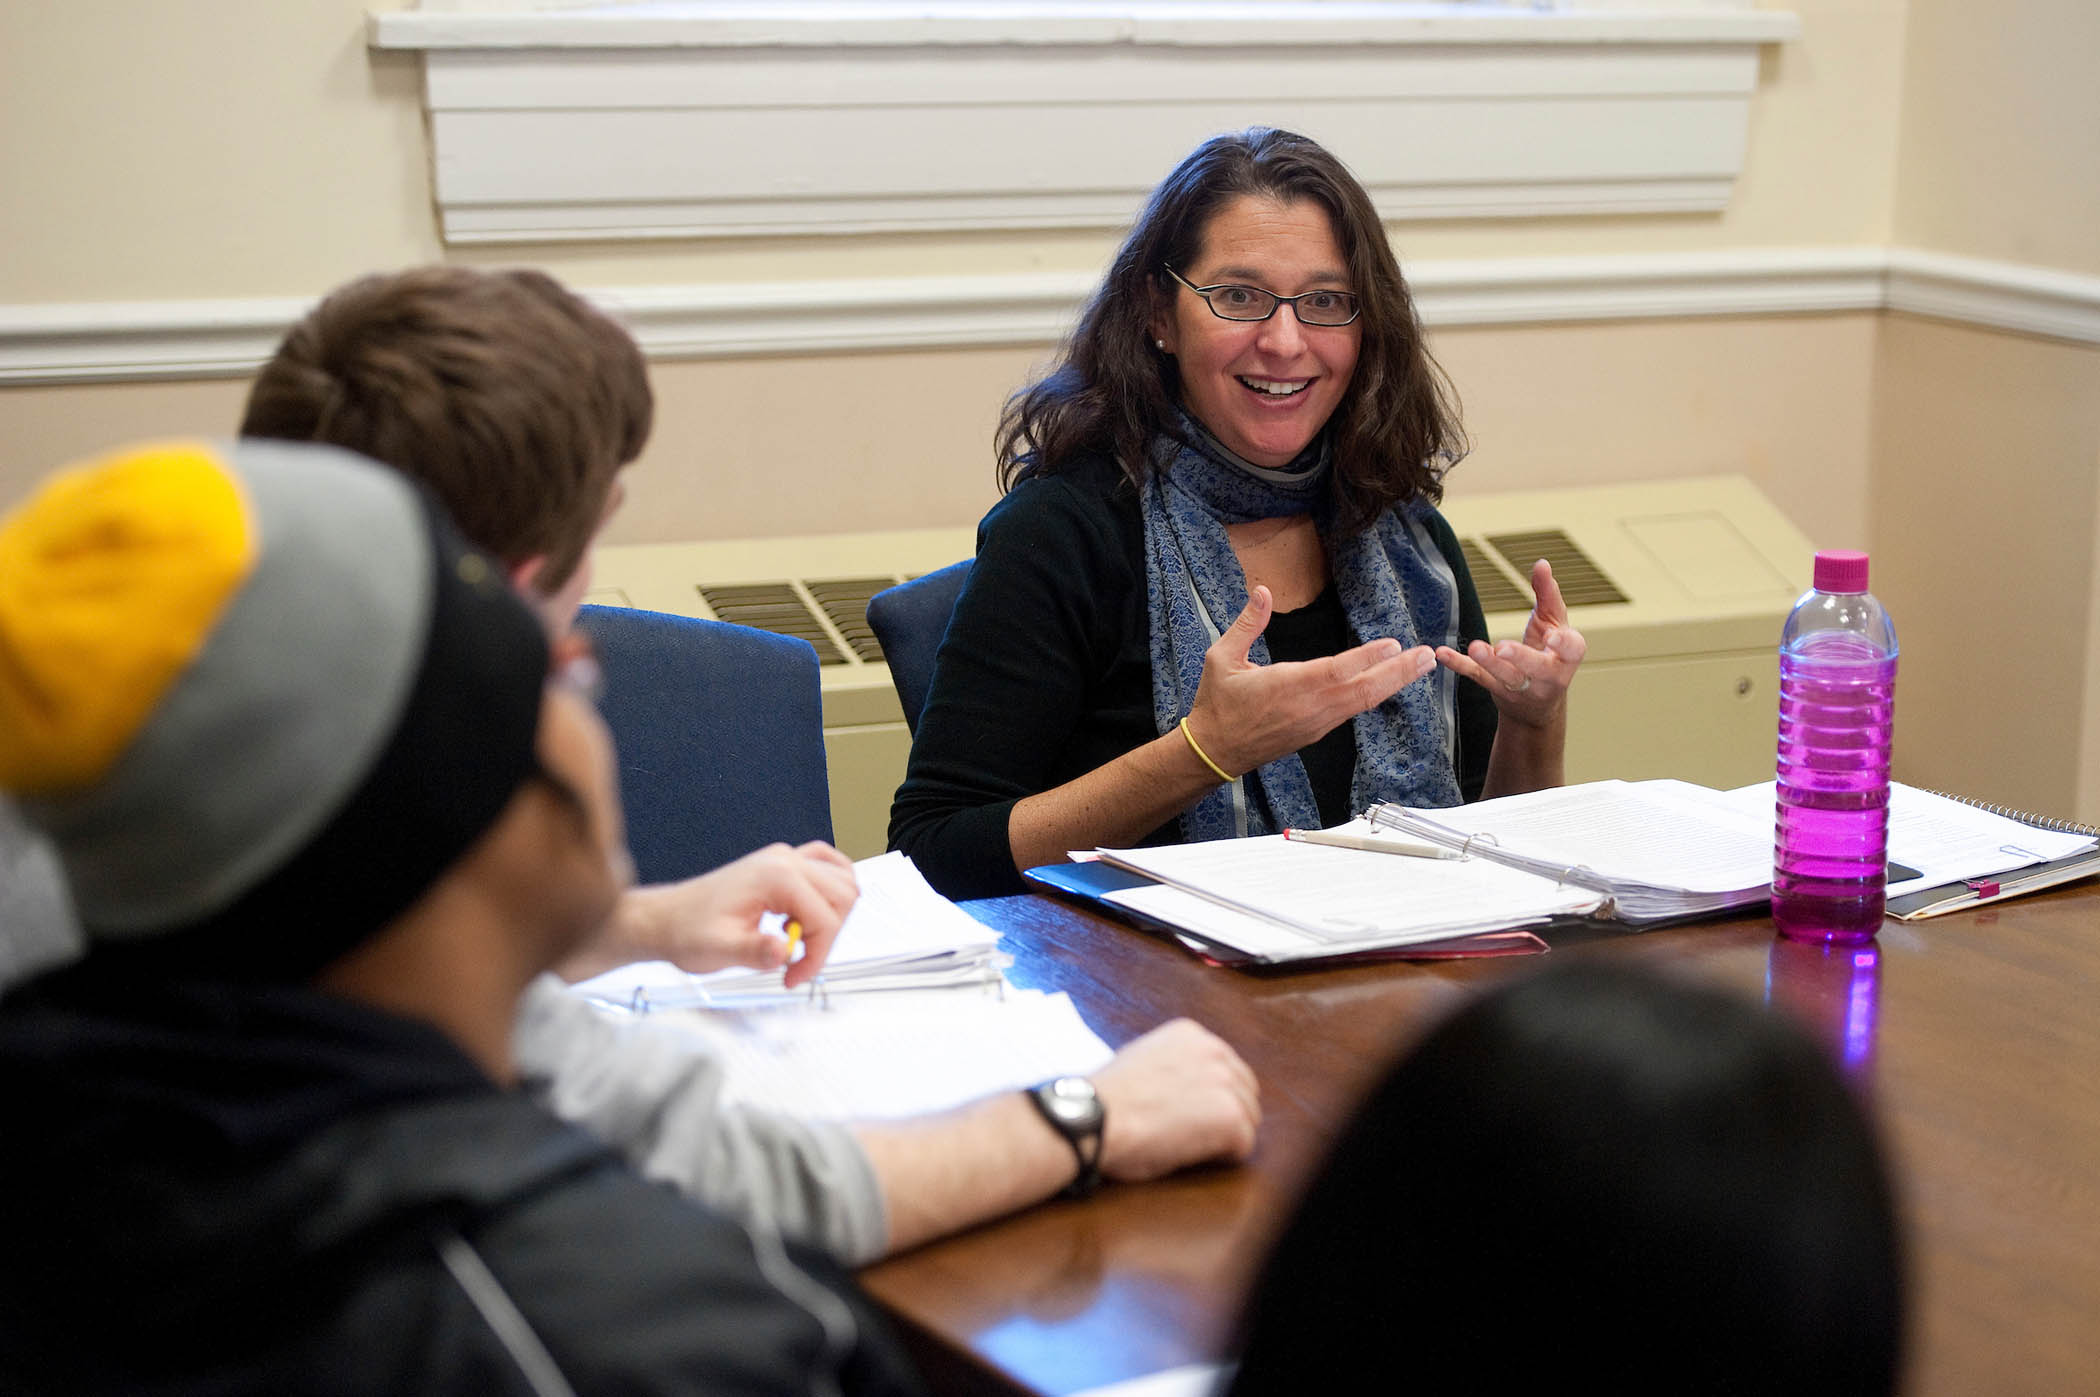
<box><xmin>1814</xmin><ymin>550</ymin><xmax>1869</xmax><ymax>593</ymax></box>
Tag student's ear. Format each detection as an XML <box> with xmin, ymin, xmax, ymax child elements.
<box><xmin>508</xmin><ymin>555</ymin><xmax>550</xmax><ymax>602</ymax></box>
<box><xmin>512</xmin><ymin>551</ymin><xmax>593</xmax><ymax>639</ymax></box>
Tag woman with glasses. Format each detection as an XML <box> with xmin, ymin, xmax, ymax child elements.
<box><xmin>890</xmin><ymin>128</ymin><xmax>1586</xmax><ymax>900</ymax></box>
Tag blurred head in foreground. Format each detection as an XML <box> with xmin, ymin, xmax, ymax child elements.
<box><xmin>1228</xmin><ymin>960</ymin><xmax>1905</xmax><ymax>1397</ymax></box>
<box><xmin>0</xmin><ymin>437</ymin><xmax>629</xmax><ymax>988</ymax></box>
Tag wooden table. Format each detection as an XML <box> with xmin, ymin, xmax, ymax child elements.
<box><xmin>859</xmin><ymin>886</ymin><xmax>2100</xmax><ymax>1396</ymax></box>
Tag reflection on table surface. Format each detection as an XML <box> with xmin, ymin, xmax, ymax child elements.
<box><xmin>857</xmin><ymin>885</ymin><xmax>2100</xmax><ymax>1397</ymax></box>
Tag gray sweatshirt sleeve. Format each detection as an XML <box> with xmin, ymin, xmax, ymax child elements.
<box><xmin>511</xmin><ymin>974</ymin><xmax>889</xmax><ymax>1266</ymax></box>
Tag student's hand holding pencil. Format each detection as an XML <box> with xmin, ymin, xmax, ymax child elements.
<box><xmin>557</xmin><ymin>841</ymin><xmax>857</xmax><ymax>986</ymax></box>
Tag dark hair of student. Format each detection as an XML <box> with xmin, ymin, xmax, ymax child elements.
<box><xmin>1227</xmin><ymin>960</ymin><xmax>1906</xmax><ymax>1397</ymax></box>
<box><xmin>995</xmin><ymin>127</ymin><xmax>1466</xmax><ymax>534</ymax></box>
<box><xmin>241</xmin><ymin>266</ymin><xmax>653</xmax><ymax>592</ymax></box>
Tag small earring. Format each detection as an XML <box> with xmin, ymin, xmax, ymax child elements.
<box><xmin>1155</xmin><ymin>339</ymin><xmax>1168</xmax><ymax>352</ymax></box>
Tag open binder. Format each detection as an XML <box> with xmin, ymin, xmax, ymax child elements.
<box><xmin>1030</xmin><ymin>779</ymin><xmax>2100</xmax><ymax>965</ymax></box>
<box><xmin>1035</xmin><ymin>781</ymin><xmax>1775</xmax><ymax>967</ymax></box>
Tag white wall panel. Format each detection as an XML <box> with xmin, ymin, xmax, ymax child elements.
<box><xmin>375</xmin><ymin>6</ymin><xmax>1794</xmax><ymax>241</ymax></box>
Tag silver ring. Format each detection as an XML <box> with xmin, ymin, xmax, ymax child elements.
<box><xmin>1507</xmin><ymin>675</ymin><xmax>1533</xmax><ymax>694</ymax></box>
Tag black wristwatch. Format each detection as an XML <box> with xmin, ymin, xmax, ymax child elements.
<box><xmin>1028</xmin><ymin>1076</ymin><xmax>1105</xmax><ymax>1198</ymax></box>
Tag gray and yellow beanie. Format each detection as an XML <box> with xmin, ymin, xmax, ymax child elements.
<box><xmin>0</xmin><ymin>438</ymin><xmax>548</xmax><ymax>980</ymax></box>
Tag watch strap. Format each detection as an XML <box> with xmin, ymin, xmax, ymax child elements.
<box><xmin>1027</xmin><ymin>1080</ymin><xmax>1104</xmax><ymax>1198</ymax></box>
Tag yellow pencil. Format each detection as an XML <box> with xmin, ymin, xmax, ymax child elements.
<box><xmin>784</xmin><ymin>919</ymin><xmax>804</xmax><ymax>960</ymax></box>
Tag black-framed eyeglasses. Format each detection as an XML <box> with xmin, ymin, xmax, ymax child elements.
<box><xmin>1165</xmin><ymin>266</ymin><xmax>1362</xmax><ymax>327</ymax></box>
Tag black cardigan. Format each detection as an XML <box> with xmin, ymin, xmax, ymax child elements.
<box><xmin>889</xmin><ymin>454</ymin><xmax>1498</xmax><ymax>900</ymax></box>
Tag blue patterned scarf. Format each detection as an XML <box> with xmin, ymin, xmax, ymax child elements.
<box><xmin>1140</xmin><ymin>414</ymin><xmax>1464</xmax><ymax>842</ymax></box>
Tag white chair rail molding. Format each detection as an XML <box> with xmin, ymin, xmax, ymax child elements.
<box><xmin>366</xmin><ymin>0</ymin><xmax>1802</xmax><ymax>243</ymax></box>
<box><xmin>8</xmin><ymin>248</ymin><xmax>2100</xmax><ymax>386</ymax></box>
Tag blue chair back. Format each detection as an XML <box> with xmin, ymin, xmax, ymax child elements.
<box><xmin>575</xmin><ymin>604</ymin><xmax>832</xmax><ymax>885</ymax></box>
<box><xmin>866</xmin><ymin>560</ymin><xmax>972</xmax><ymax>736</ymax></box>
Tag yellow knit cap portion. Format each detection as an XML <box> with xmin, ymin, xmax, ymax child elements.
<box><xmin>0</xmin><ymin>441</ymin><xmax>257</xmax><ymax>795</ymax></box>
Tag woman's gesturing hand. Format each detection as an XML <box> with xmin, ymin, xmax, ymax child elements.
<box><xmin>1183</xmin><ymin>585</ymin><xmax>1436</xmax><ymax>778</ymax></box>
<box><xmin>1435</xmin><ymin>558</ymin><xmax>1587</xmax><ymax>729</ymax></box>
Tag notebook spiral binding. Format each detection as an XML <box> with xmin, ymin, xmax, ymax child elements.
<box><xmin>1916</xmin><ymin>788</ymin><xmax>2100</xmax><ymax>839</ymax></box>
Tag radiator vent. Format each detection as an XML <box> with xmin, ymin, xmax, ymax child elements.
<box><xmin>1457</xmin><ymin>538</ymin><xmax>1535</xmax><ymax>615</ymax></box>
<box><xmin>806</xmin><ymin>578</ymin><xmax>891</xmax><ymax>663</ymax></box>
<box><xmin>697</xmin><ymin>582</ymin><xmax>851</xmax><ymax>665</ymax></box>
<box><xmin>1481</xmin><ymin>528</ymin><xmax>1628</xmax><ymax>608</ymax></box>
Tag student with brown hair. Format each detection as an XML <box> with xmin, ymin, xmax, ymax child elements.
<box><xmin>243</xmin><ymin>266</ymin><xmax>651</xmax><ymax>640</ymax></box>
<box><xmin>234</xmin><ymin>264</ymin><xmax>1262</xmax><ymax>1264</ymax></box>
<box><xmin>243</xmin><ymin>265</ymin><xmax>847</xmax><ymax>985</ymax></box>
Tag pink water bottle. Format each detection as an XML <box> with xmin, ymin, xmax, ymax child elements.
<box><xmin>1773</xmin><ymin>550</ymin><xmax>1898</xmax><ymax>944</ymax></box>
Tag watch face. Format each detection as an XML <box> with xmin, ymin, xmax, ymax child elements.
<box><xmin>1042</xmin><ymin>1077</ymin><xmax>1103</xmax><ymax>1130</ymax></box>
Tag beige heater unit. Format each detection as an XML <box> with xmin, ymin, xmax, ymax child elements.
<box><xmin>589</xmin><ymin>475</ymin><xmax>1814</xmax><ymax>858</ymax></box>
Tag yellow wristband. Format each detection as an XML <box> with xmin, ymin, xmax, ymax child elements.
<box><xmin>1179</xmin><ymin>717</ymin><xmax>1234</xmax><ymax>785</ymax></box>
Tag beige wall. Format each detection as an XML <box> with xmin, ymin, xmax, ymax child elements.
<box><xmin>1</xmin><ymin>0</ymin><xmax>1907</xmax><ymax>522</ymax></box>
<box><xmin>1873</xmin><ymin>0</ymin><xmax>2100</xmax><ymax>822</ymax></box>
<box><xmin>1434</xmin><ymin>314</ymin><xmax>1878</xmax><ymax>550</ymax></box>
<box><xmin>2</xmin><ymin>318</ymin><xmax>1881</xmax><ymax>552</ymax></box>
<box><xmin>1</xmin><ymin>0</ymin><xmax>1908</xmax><ymax>309</ymax></box>
<box><xmin>4</xmin><ymin>380</ymin><xmax>255</xmax><ymax>504</ymax></box>
<box><xmin>7</xmin><ymin>0</ymin><xmax>2099</xmax><ymax>823</ymax></box>
<box><xmin>1890</xmin><ymin>0</ymin><xmax>2100</xmax><ymax>276</ymax></box>
<box><xmin>1868</xmin><ymin>318</ymin><xmax>2100</xmax><ymax>819</ymax></box>
<box><xmin>0</xmin><ymin>3</ymin><xmax>435</xmax><ymax>303</ymax></box>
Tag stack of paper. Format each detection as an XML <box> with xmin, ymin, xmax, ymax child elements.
<box><xmin>1075</xmin><ymin>780</ymin><xmax>1785</xmax><ymax>962</ymax></box>
<box><xmin>561</xmin><ymin>852</ymin><xmax>1119</xmax><ymax>1124</ymax></box>
<box><xmin>645</xmin><ymin>989</ymin><xmax>1115</xmax><ymax>1121</ymax></box>
<box><xmin>572</xmin><ymin>851</ymin><xmax>1005</xmax><ymax>1010</ymax></box>
<box><xmin>1095</xmin><ymin>829</ymin><xmax>1599</xmax><ymax>962</ymax></box>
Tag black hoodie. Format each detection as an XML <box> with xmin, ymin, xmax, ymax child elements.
<box><xmin>0</xmin><ymin>967</ymin><xmax>924</xmax><ymax>1396</ymax></box>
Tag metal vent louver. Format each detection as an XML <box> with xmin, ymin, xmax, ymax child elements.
<box><xmin>697</xmin><ymin>583</ymin><xmax>849</xmax><ymax>665</ymax></box>
<box><xmin>1458</xmin><ymin>538</ymin><xmax>1536</xmax><ymax>615</ymax></box>
<box><xmin>806</xmin><ymin>578</ymin><xmax>892</xmax><ymax>663</ymax></box>
<box><xmin>1482</xmin><ymin>529</ymin><xmax>1628</xmax><ymax>607</ymax></box>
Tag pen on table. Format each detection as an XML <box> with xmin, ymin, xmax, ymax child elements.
<box><xmin>1282</xmin><ymin>828</ymin><xmax>1463</xmax><ymax>860</ymax></box>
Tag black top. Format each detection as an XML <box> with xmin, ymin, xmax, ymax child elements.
<box><xmin>889</xmin><ymin>454</ymin><xmax>1499</xmax><ymax>900</ymax></box>
<box><xmin>0</xmin><ymin>968</ymin><xmax>925</xmax><ymax>1396</ymax></box>
<box><xmin>1262</xmin><ymin>582</ymin><xmax>1360</xmax><ymax>829</ymax></box>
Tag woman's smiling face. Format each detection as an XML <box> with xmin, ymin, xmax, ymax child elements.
<box><xmin>1153</xmin><ymin>194</ymin><xmax>1362</xmax><ymax>469</ymax></box>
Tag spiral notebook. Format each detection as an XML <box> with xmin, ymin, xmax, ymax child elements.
<box><xmin>1879</xmin><ymin>789</ymin><xmax>2100</xmax><ymax>919</ymax></box>
<box><xmin>1700</xmin><ymin>781</ymin><xmax>2100</xmax><ymax>920</ymax></box>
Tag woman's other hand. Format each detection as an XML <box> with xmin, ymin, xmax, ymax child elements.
<box><xmin>1184</xmin><ymin>585</ymin><xmax>1436</xmax><ymax>776</ymax></box>
<box><xmin>1435</xmin><ymin>558</ymin><xmax>1587</xmax><ymax>729</ymax></box>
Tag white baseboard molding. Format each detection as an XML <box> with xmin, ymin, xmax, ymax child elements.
<box><xmin>3</xmin><ymin>247</ymin><xmax>2096</xmax><ymax>387</ymax></box>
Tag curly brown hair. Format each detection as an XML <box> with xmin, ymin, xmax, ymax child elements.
<box><xmin>997</xmin><ymin>128</ymin><xmax>1465</xmax><ymax>533</ymax></box>
<box><xmin>241</xmin><ymin>266</ymin><xmax>652</xmax><ymax>592</ymax></box>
